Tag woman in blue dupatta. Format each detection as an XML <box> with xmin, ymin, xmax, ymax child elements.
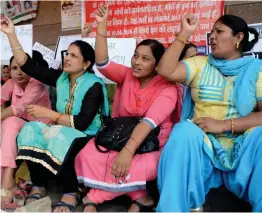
<box><xmin>156</xmin><ymin>14</ymin><xmax>262</xmax><ymax>212</ymax></box>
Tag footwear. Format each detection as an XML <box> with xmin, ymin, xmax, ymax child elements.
<box><xmin>25</xmin><ymin>186</ymin><xmax>46</xmax><ymax>205</ymax></box>
<box><xmin>52</xmin><ymin>193</ymin><xmax>80</xmax><ymax>212</ymax></box>
<box><xmin>83</xmin><ymin>202</ymin><xmax>97</xmax><ymax>212</ymax></box>
<box><xmin>132</xmin><ymin>200</ymin><xmax>155</xmax><ymax>212</ymax></box>
<box><xmin>190</xmin><ymin>207</ymin><xmax>203</xmax><ymax>212</ymax></box>
<box><xmin>17</xmin><ymin>179</ymin><xmax>32</xmax><ymax>193</ymax></box>
<box><xmin>2</xmin><ymin>201</ymin><xmax>23</xmax><ymax>210</ymax></box>
<box><xmin>1</xmin><ymin>184</ymin><xmax>29</xmax><ymax>210</ymax></box>
<box><xmin>12</xmin><ymin>180</ymin><xmax>33</xmax><ymax>208</ymax></box>
<box><xmin>12</xmin><ymin>189</ymin><xmax>27</xmax><ymax>207</ymax></box>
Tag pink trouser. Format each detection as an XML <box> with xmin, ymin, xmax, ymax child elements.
<box><xmin>1</xmin><ymin>116</ymin><xmax>27</xmax><ymax>169</ymax></box>
<box><xmin>88</xmin><ymin>189</ymin><xmax>147</xmax><ymax>204</ymax></box>
<box><xmin>75</xmin><ymin>139</ymin><xmax>161</xmax><ymax>204</ymax></box>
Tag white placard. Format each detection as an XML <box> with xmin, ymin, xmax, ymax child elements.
<box><xmin>1</xmin><ymin>24</ymin><xmax>33</xmax><ymax>64</ymax></box>
<box><xmin>82</xmin><ymin>38</ymin><xmax>136</xmax><ymax>67</ymax></box>
<box><xmin>55</xmin><ymin>36</ymin><xmax>137</xmax><ymax>84</ymax></box>
<box><xmin>33</xmin><ymin>42</ymin><xmax>61</xmax><ymax>69</ymax></box>
<box><xmin>54</xmin><ymin>34</ymin><xmax>82</xmax><ymax>62</ymax></box>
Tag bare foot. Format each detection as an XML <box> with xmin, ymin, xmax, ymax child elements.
<box><xmin>1</xmin><ymin>186</ymin><xmax>15</xmax><ymax>209</ymax></box>
<box><xmin>53</xmin><ymin>193</ymin><xmax>78</xmax><ymax>212</ymax></box>
<box><xmin>25</xmin><ymin>186</ymin><xmax>45</xmax><ymax>205</ymax></box>
<box><xmin>83</xmin><ymin>197</ymin><xmax>97</xmax><ymax>212</ymax></box>
<box><xmin>1</xmin><ymin>169</ymin><xmax>15</xmax><ymax>209</ymax></box>
<box><xmin>128</xmin><ymin>195</ymin><xmax>155</xmax><ymax>212</ymax></box>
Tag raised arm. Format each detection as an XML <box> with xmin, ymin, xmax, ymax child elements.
<box><xmin>0</xmin><ymin>16</ymin><xmax>62</xmax><ymax>87</ymax></box>
<box><xmin>93</xmin><ymin>5</ymin><xmax>128</xmax><ymax>84</ymax></box>
<box><xmin>94</xmin><ymin>5</ymin><xmax>109</xmax><ymax>64</ymax></box>
<box><xmin>20</xmin><ymin>56</ymin><xmax>62</xmax><ymax>87</ymax></box>
<box><xmin>157</xmin><ymin>14</ymin><xmax>199</xmax><ymax>83</ymax></box>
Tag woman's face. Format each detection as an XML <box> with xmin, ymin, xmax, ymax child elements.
<box><xmin>10</xmin><ymin>59</ymin><xmax>30</xmax><ymax>84</ymax></box>
<box><xmin>63</xmin><ymin>44</ymin><xmax>90</xmax><ymax>74</ymax></box>
<box><xmin>25</xmin><ymin>2</ymin><xmax>30</xmax><ymax>9</ymax></box>
<box><xmin>210</xmin><ymin>21</ymin><xmax>242</xmax><ymax>59</ymax></box>
<box><xmin>131</xmin><ymin>45</ymin><xmax>156</xmax><ymax>79</ymax></box>
<box><xmin>183</xmin><ymin>46</ymin><xmax>197</xmax><ymax>60</ymax></box>
<box><xmin>3</xmin><ymin>67</ymin><xmax>11</xmax><ymax>79</ymax></box>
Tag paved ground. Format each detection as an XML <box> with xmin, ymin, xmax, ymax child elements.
<box><xmin>42</xmin><ymin>182</ymin><xmax>253</xmax><ymax>212</ymax></box>
<box><xmin>4</xmin><ymin>181</ymin><xmax>252</xmax><ymax>212</ymax></box>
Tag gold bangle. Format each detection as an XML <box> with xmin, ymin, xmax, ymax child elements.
<box><xmin>175</xmin><ymin>34</ymin><xmax>190</xmax><ymax>44</ymax></box>
<box><xmin>17</xmin><ymin>54</ymin><xmax>28</xmax><ymax>67</ymax></box>
<box><xmin>231</xmin><ymin>119</ymin><xmax>234</xmax><ymax>135</ymax></box>
<box><xmin>96</xmin><ymin>31</ymin><xmax>108</xmax><ymax>38</ymax></box>
<box><xmin>54</xmin><ymin>113</ymin><xmax>62</xmax><ymax>124</ymax></box>
<box><xmin>123</xmin><ymin>146</ymin><xmax>134</xmax><ymax>157</ymax></box>
<box><xmin>130</xmin><ymin>137</ymin><xmax>139</xmax><ymax>149</ymax></box>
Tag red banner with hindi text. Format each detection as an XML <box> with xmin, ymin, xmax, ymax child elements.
<box><xmin>84</xmin><ymin>1</ymin><xmax>224</xmax><ymax>54</ymax></box>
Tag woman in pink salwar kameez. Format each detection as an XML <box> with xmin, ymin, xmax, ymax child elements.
<box><xmin>1</xmin><ymin>55</ymin><xmax>51</xmax><ymax>209</ymax></box>
<box><xmin>74</xmin><ymin>5</ymin><xmax>181</xmax><ymax>212</ymax></box>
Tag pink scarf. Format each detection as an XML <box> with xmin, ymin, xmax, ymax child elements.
<box><xmin>112</xmin><ymin>72</ymin><xmax>181</xmax><ymax>124</ymax></box>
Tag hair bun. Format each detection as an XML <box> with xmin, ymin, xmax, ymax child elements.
<box><xmin>244</xmin><ymin>27</ymin><xmax>259</xmax><ymax>52</ymax></box>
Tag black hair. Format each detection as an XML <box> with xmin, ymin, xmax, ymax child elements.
<box><xmin>3</xmin><ymin>65</ymin><xmax>9</xmax><ymax>69</ymax></box>
<box><xmin>136</xmin><ymin>39</ymin><xmax>165</xmax><ymax>65</ymax></box>
<box><xmin>179</xmin><ymin>43</ymin><xmax>197</xmax><ymax>61</ymax></box>
<box><xmin>70</xmin><ymin>40</ymin><xmax>95</xmax><ymax>72</ymax></box>
<box><xmin>9</xmin><ymin>51</ymin><xmax>49</xmax><ymax>68</ymax></box>
<box><xmin>216</xmin><ymin>14</ymin><xmax>259</xmax><ymax>52</ymax></box>
<box><xmin>62</xmin><ymin>2</ymin><xmax>68</xmax><ymax>9</ymax></box>
<box><xmin>5</xmin><ymin>1</ymin><xmax>12</xmax><ymax>9</ymax></box>
<box><xmin>9</xmin><ymin>56</ymin><xmax>15</xmax><ymax>66</ymax></box>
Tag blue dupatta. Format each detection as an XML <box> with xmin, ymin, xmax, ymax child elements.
<box><xmin>180</xmin><ymin>55</ymin><xmax>262</xmax><ymax>170</ymax></box>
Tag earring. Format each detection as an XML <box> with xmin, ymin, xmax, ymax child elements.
<box><xmin>236</xmin><ymin>42</ymin><xmax>239</xmax><ymax>49</ymax></box>
<box><xmin>83</xmin><ymin>67</ymin><xmax>86</xmax><ymax>71</ymax></box>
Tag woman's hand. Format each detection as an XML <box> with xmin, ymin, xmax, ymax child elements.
<box><xmin>194</xmin><ymin>117</ymin><xmax>229</xmax><ymax>134</ymax></box>
<box><xmin>0</xmin><ymin>15</ymin><xmax>15</xmax><ymax>35</ymax></box>
<box><xmin>179</xmin><ymin>14</ymin><xmax>199</xmax><ymax>39</ymax></box>
<box><xmin>94</xmin><ymin>4</ymin><xmax>109</xmax><ymax>25</ymax></box>
<box><xmin>111</xmin><ymin>148</ymin><xmax>133</xmax><ymax>178</ymax></box>
<box><xmin>82</xmin><ymin>23</ymin><xmax>92</xmax><ymax>36</ymax></box>
<box><xmin>27</xmin><ymin>105</ymin><xmax>53</xmax><ymax>119</ymax></box>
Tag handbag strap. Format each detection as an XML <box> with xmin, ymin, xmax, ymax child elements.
<box><xmin>94</xmin><ymin>141</ymin><xmax>111</xmax><ymax>153</ymax></box>
<box><xmin>94</xmin><ymin>137</ymin><xmax>129</xmax><ymax>153</ymax></box>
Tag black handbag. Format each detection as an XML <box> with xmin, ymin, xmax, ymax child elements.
<box><xmin>94</xmin><ymin>116</ymin><xmax>160</xmax><ymax>154</ymax></box>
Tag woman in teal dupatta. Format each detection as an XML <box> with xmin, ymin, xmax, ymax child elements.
<box><xmin>156</xmin><ymin>14</ymin><xmax>262</xmax><ymax>212</ymax></box>
<box><xmin>0</xmin><ymin>17</ymin><xmax>109</xmax><ymax>212</ymax></box>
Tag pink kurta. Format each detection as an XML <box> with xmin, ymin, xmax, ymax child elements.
<box><xmin>75</xmin><ymin>62</ymin><xmax>181</xmax><ymax>204</ymax></box>
<box><xmin>1</xmin><ymin>78</ymin><xmax>51</xmax><ymax>169</ymax></box>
